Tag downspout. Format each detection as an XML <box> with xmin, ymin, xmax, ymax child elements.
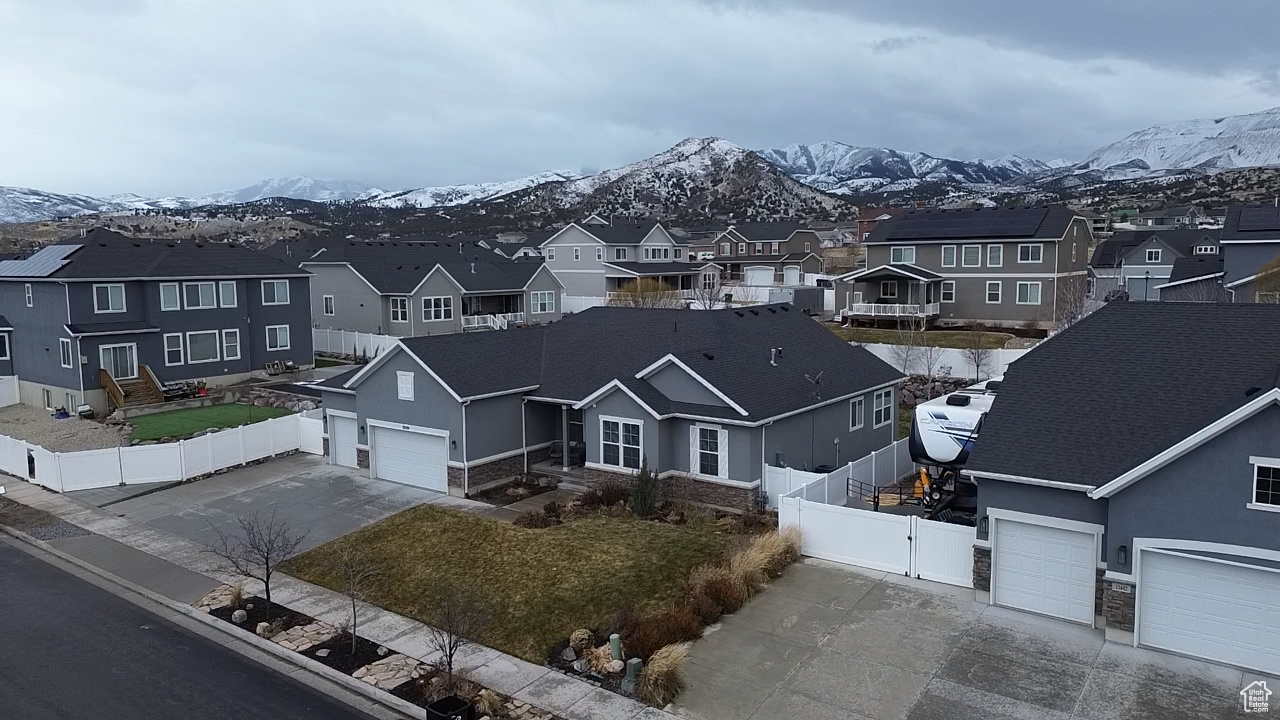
<box><xmin>461</xmin><ymin>400</ymin><xmax>470</xmax><ymax>496</ymax></box>
<box><xmin>64</xmin><ymin>282</ymin><xmax>84</xmax><ymax>400</ymax></box>
<box><xmin>760</xmin><ymin>420</ymin><xmax>773</xmax><ymax>511</ymax></box>
<box><xmin>1053</xmin><ymin>236</ymin><xmax>1060</xmax><ymax>328</ymax></box>
<box><xmin>521</xmin><ymin>397</ymin><xmax>528</xmax><ymax>473</ymax></box>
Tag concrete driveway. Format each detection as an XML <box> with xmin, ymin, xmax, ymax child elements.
<box><xmin>85</xmin><ymin>454</ymin><xmax>450</xmax><ymax>553</ymax></box>
<box><xmin>674</xmin><ymin>561</ymin><xmax>1276</xmax><ymax>720</ymax></box>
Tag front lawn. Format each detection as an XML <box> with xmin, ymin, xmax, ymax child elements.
<box><xmin>314</xmin><ymin>356</ymin><xmax>349</xmax><ymax>368</ymax></box>
<box><xmin>129</xmin><ymin>404</ymin><xmax>293</xmax><ymax>441</ymax></box>
<box><xmin>828</xmin><ymin>325</ymin><xmax>1013</xmax><ymax>349</ymax></box>
<box><xmin>282</xmin><ymin>505</ymin><xmax>728</xmax><ymax>661</ymax></box>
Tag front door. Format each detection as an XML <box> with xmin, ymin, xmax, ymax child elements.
<box><xmin>99</xmin><ymin>344</ymin><xmax>137</xmax><ymax>380</ymax></box>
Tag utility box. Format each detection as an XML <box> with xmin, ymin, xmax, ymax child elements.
<box><xmin>768</xmin><ymin>286</ymin><xmax>823</xmax><ymax>315</ymax></box>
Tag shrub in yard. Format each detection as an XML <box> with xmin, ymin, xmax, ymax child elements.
<box><xmin>603</xmin><ymin>607</ymin><xmax>639</xmax><ymax>642</ymax></box>
<box><xmin>580</xmin><ymin>478</ymin><xmax>630</xmax><ymax>509</ymax></box>
<box><xmin>569</xmin><ymin>628</ymin><xmax>594</xmax><ymax>652</ymax></box>
<box><xmin>686</xmin><ymin>589</ymin><xmax>722</xmax><ymax>625</ymax></box>
<box><xmin>542</xmin><ymin>500</ymin><xmax>562</xmax><ymax>520</ymax></box>
<box><xmin>629</xmin><ymin>459</ymin><xmax>660</xmax><ymax>518</ymax></box>
<box><xmin>688</xmin><ymin>565</ymin><xmax>747</xmax><ymax>614</ymax></box>
<box><xmin>744</xmin><ymin>527</ymin><xmax>802</xmax><ymax>578</ymax></box>
<box><xmin>727</xmin><ymin>543</ymin><xmax>772</xmax><ymax>596</ymax></box>
<box><xmin>227</xmin><ymin>582</ymin><xmax>246</xmax><ymax>610</ymax></box>
<box><xmin>513</xmin><ymin>510</ymin><xmax>555</xmax><ymax>529</ymax></box>
<box><xmin>639</xmin><ymin>642</ymin><xmax>692</xmax><ymax>707</ymax></box>
<box><xmin>623</xmin><ymin>605</ymin><xmax>703</xmax><ymax>661</ymax></box>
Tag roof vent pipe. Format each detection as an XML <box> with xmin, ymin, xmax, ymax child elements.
<box><xmin>770</xmin><ymin>348</ymin><xmax>780</xmax><ymax>366</ymax></box>
<box><xmin>470</xmin><ymin>262</ymin><xmax>475</xmax><ymax>274</ymax></box>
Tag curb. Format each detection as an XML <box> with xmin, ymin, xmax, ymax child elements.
<box><xmin>0</xmin><ymin>522</ymin><xmax>427</xmax><ymax>720</ymax></box>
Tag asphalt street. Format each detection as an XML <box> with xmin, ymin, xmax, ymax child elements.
<box><xmin>0</xmin><ymin>537</ymin><xmax>375</xmax><ymax>720</ymax></box>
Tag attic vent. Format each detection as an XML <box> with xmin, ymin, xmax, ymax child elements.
<box><xmin>945</xmin><ymin>395</ymin><xmax>971</xmax><ymax>407</ymax></box>
<box><xmin>132</xmin><ymin>243</ymin><xmax>140</xmax><ymax>247</ymax></box>
<box><xmin>984</xmin><ymin>380</ymin><xmax>1002</xmax><ymax>391</ymax></box>
<box><xmin>779</xmin><ymin>305</ymin><xmax>789</xmax><ymax>312</ymax></box>
<box><xmin>1245</xmin><ymin>386</ymin><xmax>1263</xmax><ymax>397</ymax></box>
<box><xmin>734</xmin><ymin>311</ymin><xmax>744</xmax><ymax>317</ymax></box>
<box><xmin>767</xmin><ymin>307</ymin><xmax>776</xmax><ymax>313</ymax></box>
<box><xmin>703</xmin><ymin>352</ymin><xmax>714</xmax><ymax>360</ymax></box>
<box><xmin>749</xmin><ymin>309</ymin><xmax>758</xmax><ymax>316</ymax></box>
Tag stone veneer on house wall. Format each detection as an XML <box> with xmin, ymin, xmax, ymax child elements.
<box><xmin>972</xmin><ymin>545</ymin><xmax>991</xmax><ymax>592</ymax></box>
<box><xmin>356</xmin><ymin>448</ymin><xmax>369</xmax><ymax>469</ymax></box>
<box><xmin>582</xmin><ymin>466</ymin><xmax>758</xmax><ymax>511</ymax></box>
<box><xmin>446</xmin><ymin>446</ymin><xmax>556</xmax><ymax>497</ymax></box>
<box><xmin>1102</xmin><ymin>578</ymin><xmax>1136</xmax><ymax>632</ymax></box>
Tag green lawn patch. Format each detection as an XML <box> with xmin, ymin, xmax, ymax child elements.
<box><xmin>313</xmin><ymin>356</ymin><xmax>349</xmax><ymax>368</ymax></box>
<box><xmin>828</xmin><ymin>325</ymin><xmax>1013</xmax><ymax>350</ymax></box>
<box><xmin>282</xmin><ymin>505</ymin><xmax>728</xmax><ymax>661</ymax></box>
<box><xmin>129</xmin><ymin>404</ymin><xmax>293</xmax><ymax>441</ymax></box>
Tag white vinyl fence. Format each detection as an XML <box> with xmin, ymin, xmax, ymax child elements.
<box><xmin>0</xmin><ymin>376</ymin><xmax>19</xmax><ymax>408</ymax></box>
<box><xmin>764</xmin><ymin>439</ymin><xmax>914</xmax><ymax>511</ymax></box>
<box><xmin>855</xmin><ymin>343</ymin><xmax>1032</xmax><ymax>380</ymax></box>
<box><xmin>561</xmin><ymin>295</ymin><xmax>609</xmax><ymax>313</ymax></box>
<box><xmin>0</xmin><ymin>414</ymin><xmax>325</xmax><ymax>493</ymax></box>
<box><xmin>312</xmin><ymin>329</ymin><xmax>399</xmax><ymax>358</ymax></box>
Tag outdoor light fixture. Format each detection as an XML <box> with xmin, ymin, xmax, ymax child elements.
<box><xmin>978</xmin><ymin>516</ymin><xmax>988</xmax><ymax>534</ymax></box>
<box><xmin>450</xmin><ymin>440</ymin><xmax>457</xmax><ymax>450</ymax></box>
<box><xmin>1117</xmin><ymin>545</ymin><xmax>1128</xmax><ymax>566</ymax></box>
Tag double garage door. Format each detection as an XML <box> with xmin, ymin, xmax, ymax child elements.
<box><xmin>328</xmin><ymin>415</ymin><xmax>448</xmax><ymax>493</ymax></box>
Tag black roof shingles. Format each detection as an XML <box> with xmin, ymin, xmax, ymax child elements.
<box><xmin>299</xmin><ymin>242</ymin><xmax>547</xmax><ymax>294</ymax></box>
<box><xmin>865</xmin><ymin>205</ymin><xmax>1080</xmax><ymax>244</ymax></box>
<box><xmin>1164</xmin><ymin>256</ymin><xmax>1224</xmax><ymax>284</ymax></box>
<box><xmin>1089</xmin><ymin>230</ymin><xmax>1220</xmax><ymax>268</ymax></box>
<box><xmin>965</xmin><ymin>302</ymin><xmax>1280</xmax><ymax>488</ymax></box>
<box><xmin>16</xmin><ymin>229</ymin><xmax>311</xmax><ymax>280</ymax></box>
<box><xmin>387</xmin><ymin>305</ymin><xmax>902</xmax><ymax>422</ymax></box>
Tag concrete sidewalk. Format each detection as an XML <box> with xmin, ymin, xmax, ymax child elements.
<box><xmin>0</xmin><ymin>478</ymin><xmax>669</xmax><ymax>720</ymax></box>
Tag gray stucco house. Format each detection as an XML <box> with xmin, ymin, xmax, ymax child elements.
<box><xmin>963</xmin><ymin>302</ymin><xmax>1280</xmax><ymax>675</ymax></box>
<box><xmin>540</xmin><ymin>219</ymin><xmax>719</xmax><ymax>300</ymax></box>
<box><xmin>834</xmin><ymin>205</ymin><xmax>1093</xmax><ymax>330</ymax></box>
<box><xmin>1088</xmin><ymin>229</ymin><xmax>1220</xmax><ymax>301</ymax></box>
<box><xmin>316</xmin><ymin>305</ymin><xmax>903</xmax><ymax>509</ymax></box>
<box><xmin>709</xmin><ymin>222</ymin><xmax>824</xmax><ymax>286</ymax></box>
<box><xmin>1220</xmin><ymin>205</ymin><xmax>1280</xmax><ymax>303</ymax></box>
<box><xmin>0</xmin><ymin>229</ymin><xmax>312</xmax><ymax>415</ymax></box>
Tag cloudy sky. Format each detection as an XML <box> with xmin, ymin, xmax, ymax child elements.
<box><xmin>4</xmin><ymin>0</ymin><xmax>1280</xmax><ymax>197</ymax></box>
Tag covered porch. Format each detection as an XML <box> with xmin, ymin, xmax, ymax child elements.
<box><xmin>603</xmin><ymin>262</ymin><xmax>720</xmax><ymax>301</ymax></box>
<box><xmin>460</xmin><ymin>293</ymin><xmax>525</xmax><ymax>330</ymax></box>
<box><xmin>839</xmin><ymin>264</ymin><xmax>943</xmax><ymax>323</ymax></box>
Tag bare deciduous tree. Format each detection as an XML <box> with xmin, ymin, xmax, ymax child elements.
<box><xmin>960</xmin><ymin>323</ymin><xmax>996</xmax><ymax>382</ymax></box>
<box><xmin>335</xmin><ymin>544</ymin><xmax>381</xmax><ymax>656</ymax></box>
<box><xmin>205</xmin><ymin>509</ymin><xmax>307</xmax><ymax>608</ymax></box>
<box><xmin>690</xmin><ymin>270</ymin><xmax>726</xmax><ymax>310</ymax></box>
<box><xmin>607</xmin><ymin>278</ymin><xmax>687</xmax><ymax>308</ymax></box>
<box><xmin>1050</xmin><ymin>274</ymin><xmax>1097</xmax><ymax>332</ymax></box>
<box><xmin>887</xmin><ymin>317</ymin><xmax>925</xmax><ymax>373</ymax></box>
<box><xmin>419</xmin><ymin>583</ymin><xmax>492</xmax><ymax>693</ymax></box>
<box><xmin>1253</xmin><ymin>253</ymin><xmax>1280</xmax><ymax>303</ymax></box>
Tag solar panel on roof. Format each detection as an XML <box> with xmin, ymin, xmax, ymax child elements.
<box><xmin>1237</xmin><ymin>206</ymin><xmax>1280</xmax><ymax>232</ymax></box>
<box><xmin>890</xmin><ymin>208</ymin><xmax>1048</xmax><ymax>239</ymax></box>
<box><xmin>0</xmin><ymin>244</ymin><xmax>81</xmax><ymax>277</ymax></box>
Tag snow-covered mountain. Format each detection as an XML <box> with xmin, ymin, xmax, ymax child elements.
<box><xmin>0</xmin><ymin>186</ymin><xmax>131</xmax><ymax>224</ymax></box>
<box><xmin>188</xmin><ymin>176</ymin><xmax>382</xmax><ymax>205</ymax></box>
<box><xmin>362</xmin><ymin>171</ymin><xmax>580</xmax><ymax>208</ymax></box>
<box><xmin>1049</xmin><ymin>106</ymin><xmax>1280</xmax><ymax>182</ymax></box>
<box><xmin>756</xmin><ymin>142</ymin><xmax>1062</xmax><ymax>194</ymax></box>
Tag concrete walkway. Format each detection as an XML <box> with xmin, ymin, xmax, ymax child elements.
<box><xmin>0</xmin><ymin>472</ymin><xmax>668</xmax><ymax>720</ymax></box>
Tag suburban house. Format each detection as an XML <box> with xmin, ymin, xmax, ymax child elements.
<box><xmin>1151</xmin><ymin>256</ymin><xmax>1229</xmax><ymax>302</ymax></box>
<box><xmin>963</xmin><ymin>302</ymin><xmax>1280</xmax><ymax>676</ymax></box>
<box><xmin>1087</xmin><ymin>229</ymin><xmax>1220</xmax><ymax>301</ymax></box>
<box><xmin>1220</xmin><ymin>204</ymin><xmax>1280</xmax><ymax>303</ymax></box>
<box><xmin>275</xmin><ymin>240</ymin><xmax>563</xmax><ymax>335</ymax></box>
<box><xmin>315</xmin><ymin>305</ymin><xmax>903</xmax><ymax>509</ymax></box>
<box><xmin>711</xmin><ymin>222</ymin><xmax>824</xmax><ymax>286</ymax></box>
<box><xmin>0</xmin><ymin>229</ymin><xmax>312</xmax><ymax>415</ymax></box>
<box><xmin>852</xmin><ymin>209</ymin><xmax>905</xmax><ymax>245</ymax></box>
<box><xmin>539</xmin><ymin>221</ymin><xmax>719</xmax><ymax>301</ymax></box>
<box><xmin>834</xmin><ymin>205</ymin><xmax>1093</xmax><ymax>330</ymax></box>
<box><xmin>1131</xmin><ymin>205</ymin><xmax>1202</xmax><ymax>228</ymax></box>
<box><xmin>1072</xmin><ymin>207</ymin><xmax>1112</xmax><ymax>240</ymax></box>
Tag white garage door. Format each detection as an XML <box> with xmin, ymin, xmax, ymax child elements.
<box><xmin>783</xmin><ymin>265</ymin><xmax>802</xmax><ymax>285</ymax></box>
<box><xmin>370</xmin><ymin>425</ymin><xmax>448</xmax><ymax>492</ymax></box>
<box><xmin>744</xmin><ymin>266</ymin><xmax>774</xmax><ymax>286</ymax></box>
<box><xmin>993</xmin><ymin>519</ymin><xmax>1097</xmax><ymax>624</ymax></box>
<box><xmin>330</xmin><ymin>415</ymin><xmax>358</xmax><ymax>468</ymax></box>
<box><xmin>1139</xmin><ymin>551</ymin><xmax>1280</xmax><ymax>674</ymax></box>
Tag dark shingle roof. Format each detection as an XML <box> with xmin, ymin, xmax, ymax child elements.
<box><xmin>0</xmin><ymin>315</ymin><xmax>11</xmax><ymax>329</ymax></box>
<box><xmin>1221</xmin><ymin>204</ymin><xmax>1280</xmax><ymax>241</ymax></box>
<box><xmin>300</xmin><ymin>242</ymin><xmax>548</xmax><ymax>294</ymax></box>
<box><xmin>866</xmin><ymin>205</ymin><xmax>1079</xmax><ymax>244</ymax></box>
<box><xmin>316</xmin><ymin>367</ymin><xmax>362</xmax><ymax>390</ymax></box>
<box><xmin>965</xmin><ymin>303</ymin><xmax>1280</xmax><ymax>487</ymax></box>
<box><xmin>66</xmin><ymin>320</ymin><xmax>159</xmax><ymax>335</ymax></box>
<box><xmin>17</xmin><ymin>229</ymin><xmax>310</xmax><ymax>280</ymax></box>
<box><xmin>1135</xmin><ymin>205</ymin><xmax>1197</xmax><ymax>218</ymax></box>
<box><xmin>390</xmin><ymin>305</ymin><xmax>902</xmax><ymax>421</ymax></box>
<box><xmin>604</xmin><ymin>262</ymin><xmax>709</xmax><ymax>275</ymax></box>
<box><xmin>728</xmin><ymin>222</ymin><xmax>806</xmax><ymax>241</ymax></box>
<box><xmin>576</xmin><ymin>223</ymin><xmax>660</xmax><ymax>244</ymax></box>
<box><xmin>1088</xmin><ymin>230</ymin><xmax>1220</xmax><ymax>268</ymax></box>
<box><xmin>1165</xmin><ymin>256</ymin><xmax>1224</xmax><ymax>284</ymax></box>
<box><xmin>436</xmin><ymin>260</ymin><xmax>547</xmax><ymax>293</ymax></box>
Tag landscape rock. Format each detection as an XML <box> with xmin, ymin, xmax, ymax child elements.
<box><xmin>605</xmin><ymin>660</ymin><xmax>624</xmax><ymax>674</ymax></box>
<box><xmin>316</xmin><ymin>648</ymin><xmax>330</xmax><ymax>657</ymax></box>
<box><xmin>560</xmin><ymin>647</ymin><xmax>577</xmax><ymax>662</ymax></box>
<box><xmin>255</xmin><ymin>621</ymin><xmax>272</xmax><ymax>637</ymax></box>
<box><xmin>231</xmin><ymin>609</ymin><xmax>248</xmax><ymax>623</ymax></box>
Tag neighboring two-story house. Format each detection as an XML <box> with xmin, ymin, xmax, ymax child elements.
<box><xmin>292</xmin><ymin>241</ymin><xmax>564</xmax><ymax>335</ymax></box>
<box><xmin>0</xmin><ymin>229</ymin><xmax>312</xmax><ymax>415</ymax></box>
<box><xmin>963</xmin><ymin>303</ymin><xmax>1280</xmax><ymax>675</ymax></box>
<box><xmin>1087</xmin><ymin>229</ymin><xmax>1220</xmax><ymax>301</ymax></box>
<box><xmin>834</xmin><ymin>205</ymin><xmax>1093</xmax><ymax>330</ymax></box>
<box><xmin>711</xmin><ymin>222</ymin><xmax>823</xmax><ymax>286</ymax></box>
<box><xmin>1220</xmin><ymin>205</ymin><xmax>1280</xmax><ymax>303</ymax></box>
<box><xmin>316</xmin><ymin>304</ymin><xmax>903</xmax><ymax>509</ymax></box>
<box><xmin>1131</xmin><ymin>205</ymin><xmax>1202</xmax><ymax>228</ymax></box>
<box><xmin>540</xmin><ymin>221</ymin><xmax>718</xmax><ymax>300</ymax></box>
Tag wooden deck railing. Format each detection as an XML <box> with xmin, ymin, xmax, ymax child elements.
<box><xmin>99</xmin><ymin>369</ymin><xmax>125</xmax><ymax>411</ymax></box>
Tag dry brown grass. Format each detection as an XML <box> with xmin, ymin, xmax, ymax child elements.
<box><xmin>688</xmin><ymin>564</ymin><xmax>747</xmax><ymax>615</ymax></box>
<box><xmin>639</xmin><ymin>642</ymin><xmax>692</xmax><ymax>707</ymax></box>
<box><xmin>623</xmin><ymin>604</ymin><xmax>703</xmax><ymax>661</ymax></box>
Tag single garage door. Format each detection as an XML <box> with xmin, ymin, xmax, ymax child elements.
<box><xmin>993</xmin><ymin>519</ymin><xmax>1097</xmax><ymax>624</ymax></box>
<box><xmin>330</xmin><ymin>415</ymin><xmax>358</xmax><ymax>468</ymax></box>
<box><xmin>744</xmin><ymin>266</ymin><xmax>774</xmax><ymax>286</ymax></box>
<box><xmin>783</xmin><ymin>265</ymin><xmax>802</xmax><ymax>285</ymax></box>
<box><xmin>370</xmin><ymin>425</ymin><xmax>448</xmax><ymax>492</ymax></box>
<box><xmin>1139</xmin><ymin>551</ymin><xmax>1280</xmax><ymax>674</ymax></box>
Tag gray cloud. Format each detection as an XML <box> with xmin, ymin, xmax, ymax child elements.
<box><xmin>1</xmin><ymin>0</ymin><xmax>1278</xmax><ymax>197</ymax></box>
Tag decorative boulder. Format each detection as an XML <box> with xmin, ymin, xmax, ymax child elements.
<box><xmin>231</xmin><ymin>609</ymin><xmax>248</xmax><ymax>623</ymax></box>
<box><xmin>605</xmin><ymin>660</ymin><xmax>625</xmax><ymax>674</ymax></box>
<box><xmin>560</xmin><ymin>647</ymin><xmax>577</xmax><ymax>662</ymax></box>
<box><xmin>255</xmin><ymin>621</ymin><xmax>272</xmax><ymax>637</ymax></box>
<box><xmin>569</xmin><ymin>629</ymin><xmax>594</xmax><ymax>651</ymax></box>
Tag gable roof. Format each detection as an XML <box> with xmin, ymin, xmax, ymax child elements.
<box><xmin>353</xmin><ymin>305</ymin><xmax>903</xmax><ymax>423</ymax></box>
<box><xmin>579</xmin><ymin>223</ymin><xmax>664</xmax><ymax>245</ymax></box>
<box><xmin>1221</xmin><ymin>204</ymin><xmax>1280</xmax><ymax>242</ymax></box>
<box><xmin>726</xmin><ymin>222</ymin><xmax>807</xmax><ymax>242</ymax></box>
<box><xmin>0</xmin><ymin>229</ymin><xmax>309</xmax><ymax>281</ymax></box>
<box><xmin>964</xmin><ymin>302</ymin><xmax>1280</xmax><ymax>489</ymax></box>
<box><xmin>1089</xmin><ymin>230</ymin><xmax>1220</xmax><ymax>268</ymax></box>
<box><xmin>865</xmin><ymin>205</ymin><xmax>1080</xmax><ymax>244</ymax></box>
<box><xmin>1156</xmin><ymin>256</ymin><xmax>1225</xmax><ymax>288</ymax></box>
<box><xmin>837</xmin><ymin>264</ymin><xmax>943</xmax><ymax>282</ymax></box>
<box><xmin>298</xmin><ymin>241</ymin><xmax>549</xmax><ymax>295</ymax></box>
<box><xmin>1135</xmin><ymin>205</ymin><xmax>1198</xmax><ymax>219</ymax></box>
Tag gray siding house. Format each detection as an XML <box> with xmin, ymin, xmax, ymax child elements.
<box><xmin>834</xmin><ymin>206</ymin><xmax>1093</xmax><ymax>330</ymax></box>
<box><xmin>0</xmin><ymin>230</ymin><xmax>312</xmax><ymax>415</ymax></box>
<box><xmin>1220</xmin><ymin>205</ymin><xmax>1280</xmax><ymax>302</ymax></box>
<box><xmin>964</xmin><ymin>303</ymin><xmax>1280</xmax><ymax>675</ymax></box>
<box><xmin>1088</xmin><ymin>229</ymin><xmax>1220</xmax><ymax>301</ymax></box>
<box><xmin>710</xmin><ymin>222</ymin><xmax>824</xmax><ymax>286</ymax></box>
<box><xmin>540</xmin><ymin>221</ymin><xmax>718</xmax><ymax>300</ymax></box>
<box><xmin>317</xmin><ymin>305</ymin><xmax>903</xmax><ymax>509</ymax></box>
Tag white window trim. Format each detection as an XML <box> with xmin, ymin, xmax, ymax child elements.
<box><xmin>160</xmin><ymin>282</ymin><xmax>180</xmax><ymax>311</ymax></box>
<box><xmin>986</xmin><ymin>244</ymin><xmax>1003</xmax><ymax>268</ymax></box>
<box><xmin>530</xmin><ymin>291</ymin><xmax>555</xmax><ymax>314</ymax></box>
<box><xmin>600</xmin><ymin>415</ymin><xmax>643</xmax><ymax>471</ymax></box>
<box><xmin>390</xmin><ymin>296</ymin><xmax>410</xmax><ymax>323</ymax></box>
<box><xmin>93</xmin><ymin>283</ymin><xmax>127</xmax><ymax>314</ymax></box>
<box><xmin>1249</xmin><ymin>457</ymin><xmax>1280</xmax><ymax>512</ymax></box>
<box><xmin>574</xmin><ymin>247</ymin><xmax>581</xmax><ymax>261</ymax></box>
<box><xmin>940</xmin><ymin>280</ymin><xmax>956</xmax><ymax>303</ymax></box>
<box><xmin>222</xmin><ymin>329</ymin><xmax>241</xmax><ymax>360</ymax></box>
<box><xmin>941</xmin><ymin>245</ymin><xmax>956</xmax><ymax>268</ymax></box>
<box><xmin>261</xmin><ymin>279</ymin><xmax>290</xmax><ymax>306</ymax></box>
<box><xmin>182</xmin><ymin>281</ymin><xmax>217</xmax><ymax>310</ymax></box>
<box><xmin>163</xmin><ymin>333</ymin><xmax>183</xmax><ymax>366</ymax></box>
<box><xmin>872</xmin><ymin>388</ymin><xmax>893</xmax><ymax>428</ymax></box>
<box><xmin>849</xmin><ymin>396</ymin><xmax>864</xmax><ymax>431</ymax></box>
<box><xmin>595</xmin><ymin>247</ymin><xmax>602</xmax><ymax>261</ymax></box>
<box><xmin>692</xmin><ymin>423</ymin><xmax>729</xmax><ymax>480</ymax></box>
<box><xmin>265</xmin><ymin>324</ymin><xmax>290</xmax><ymax>351</ymax></box>
<box><xmin>737</xmin><ymin>243</ymin><xmax>746</xmax><ymax>255</ymax></box>
<box><xmin>396</xmin><ymin>370</ymin><xmax>415</xmax><ymax>401</ymax></box>
<box><xmin>986</xmin><ymin>280</ymin><xmax>1002</xmax><ymax>304</ymax></box>
<box><xmin>754</xmin><ymin>243</ymin><xmax>763</xmax><ymax>255</ymax></box>
<box><xmin>880</xmin><ymin>280</ymin><xmax>898</xmax><ymax>299</ymax></box>
<box><xmin>57</xmin><ymin>337</ymin><xmax>72</xmax><ymax>367</ymax></box>
<box><xmin>218</xmin><ymin>281</ymin><xmax>237</xmax><ymax>308</ymax></box>
<box><xmin>0</xmin><ymin>334</ymin><xmax>12</xmax><ymax>361</ymax></box>
<box><xmin>720</xmin><ymin>242</ymin><xmax>730</xmax><ymax>255</ymax></box>
<box><xmin>770</xmin><ymin>242</ymin><xmax>780</xmax><ymax>255</ymax></box>
<box><xmin>961</xmin><ymin>245</ymin><xmax>982</xmax><ymax>268</ymax></box>
<box><xmin>1195</xmin><ymin>245</ymin><xmax>1217</xmax><ymax>255</ymax></box>
<box><xmin>1146</xmin><ymin>248</ymin><xmax>1161</xmax><ymax>263</ymax></box>
<box><xmin>614</xmin><ymin>247</ymin><xmax>627</xmax><ymax>261</ymax></box>
<box><xmin>98</xmin><ymin>343</ymin><xmax>138</xmax><ymax>380</ymax></box>
<box><xmin>1015</xmin><ymin>281</ymin><xmax>1042</xmax><ymax>305</ymax></box>
<box><xmin>322</xmin><ymin>295</ymin><xmax>335</xmax><ymax>316</ymax></box>
<box><xmin>422</xmin><ymin>296</ymin><xmax>454</xmax><ymax>322</ymax></box>
<box><xmin>185</xmin><ymin>330</ymin><xmax>221</xmax><ymax>364</ymax></box>
<box><xmin>546</xmin><ymin>248</ymin><xmax>556</xmax><ymax>261</ymax></box>
<box><xmin>1017</xmin><ymin>243</ymin><xmax>1043</xmax><ymax>264</ymax></box>
<box><xmin>890</xmin><ymin>246</ymin><xmax>916</xmax><ymax>265</ymax></box>
<box><xmin>24</xmin><ymin>283</ymin><xmax>32</xmax><ymax>307</ymax></box>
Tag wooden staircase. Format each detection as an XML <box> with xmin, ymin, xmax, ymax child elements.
<box><xmin>101</xmin><ymin>366</ymin><xmax>164</xmax><ymax>411</ymax></box>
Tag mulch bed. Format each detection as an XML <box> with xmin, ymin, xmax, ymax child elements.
<box><xmin>546</xmin><ymin>639</ymin><xmax>631</xmax><ymax>698</ymax></box>
<box><xmin>300</xmin><ymin>633</ymin><xmax>386</xmax><ymax>675</ymax></box>
<box><xmin>469</xmin><ymin>477</ymin><xmax>555</xmax><ymax>507</ymax></box>
<box><xmin>209</xmin><ymin>596</ymin><xmax>313</xmax><ymax>634</ymax></box>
